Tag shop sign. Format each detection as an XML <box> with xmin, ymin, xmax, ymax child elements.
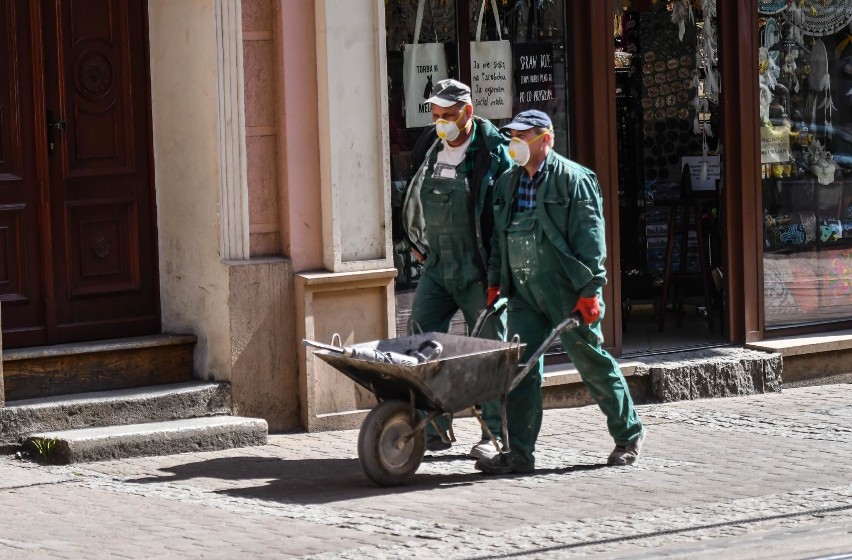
<box><xmin>681</xmin><ymin>155</ymin><xmax>720</xmax><ymax>191</ymax></box>
<box><xmin>513</xmin><ymin>42</ymin><xmax>555</xmax><ymax>111</ymax></box>
<box><xmin>403</xmin><ymin>0</ymin><xmax>449</xmax><ymax>128</ymax></box>
<box><xmin>471</xmin><ymin>48</ymin><xmax>513</xmax><ymax>119</ymax></box>
<box><xmin>470</xmin><ymin>0</ymin><xmax>513</xmax><ymax>119</ymax></box>
<box><xmin>760</xmin><ymin>125</ymin><xmax>792</xmax><ymax>164</ymax></box>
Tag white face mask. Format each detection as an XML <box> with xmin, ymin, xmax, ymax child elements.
<box><xmin>508</xmin><ymin>128</ymin><xmax>551</xmax><ymax>166</ymax></box>
<box><xmin>434</xmin><ymin>110</ymin><xmax>466</xmax><ymax>142</ymax></box>
<box><xmin>508</xmin><ymin>138</ymin><xmax>531</xmax><ymax>166</ymax></box>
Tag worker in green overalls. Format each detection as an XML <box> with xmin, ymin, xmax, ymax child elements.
<box><xmin>477</xmin><ymin>110</ymin><xmax>646</xmax><ymax>475</ymax></box>
<box><xmin>401</xmin><ymin>79</ymin><xmax>513</xmax><ymax>459</ymax></box>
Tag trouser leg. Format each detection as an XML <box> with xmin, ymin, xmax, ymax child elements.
<box><xmin>407</xmin><ymin>274</ymin><xmax>458</xmax><ymax>335</ymax></box>
<box><xmin>558</xmin><ymin>315</ymin><xmax>643</xmax><ymax>445</ymax></box>
<box><xmin>408</xmin><ymin>274</ymin><xmax>459</xmax><ymax>436</ymax></box>
<box><xmin>456</xmin><ymin>281</ymin><xmax>507</xmax><ymax>438</ymax></box>
<box><xmin>504</xmin><ymin>301</ymin><xmax>550</xmax><ymax>465</ymax></box>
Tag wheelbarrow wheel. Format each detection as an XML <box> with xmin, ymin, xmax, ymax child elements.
<box><xmin>357</xmin><ymin>399</ymin><xmax>425</xmax><ymax>487</ymax></box>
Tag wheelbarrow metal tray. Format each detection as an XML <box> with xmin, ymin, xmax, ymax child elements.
<box><xmin>315</xmin><ymin>332</ymin><xmax>526</xmax><ymax>413</ymax></box>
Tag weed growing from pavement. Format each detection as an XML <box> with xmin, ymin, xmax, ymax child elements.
<box><xmin>31</xmin><ymin>437</ymin><xmax>59</xmax><ymax>463</ymax></box>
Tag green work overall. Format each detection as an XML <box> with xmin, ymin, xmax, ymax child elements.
<box><xmin>504</xmin><ymin>210</ymin><xmax>643</xmax><ymax>465</ymax></box>
<box><xmin>409</xmin><ymin>169</ymin><xmax>505</xmax><ymax>437</ymax></box>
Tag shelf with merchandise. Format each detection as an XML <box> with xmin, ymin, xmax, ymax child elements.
<box><xmin>762</xmin><ymin>176</ymin><xmax>852</xmax><ymax>254</ymax></box>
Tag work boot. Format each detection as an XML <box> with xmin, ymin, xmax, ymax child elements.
<box><xmin>426</xmin><ymin>434</ymin><xmax>452</xmax><ymax>452</ymax></box>
<box><xmin>475</xmin><ymin>453</ymin><xmax>534</xmax><ymax>475</ymax></box>
<box><xmin>468</xmin><ymin>438</ymin><xmax>500</xmax><ymax>461</ymax></box>
<box><xmin>607</xmin><ymin>429</ymin><xmax>646</xmax><ymax>466</ymax></box>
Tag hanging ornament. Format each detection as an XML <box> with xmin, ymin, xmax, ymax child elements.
<box><xmin>758</xmin><ymin>0</ymin><xmax>788</xmax><ymax>16</ymax></box>
<box><xmin>698</xmin><ymin>0</ymin><xmax>719</xmax><ymax>104</ymax></box>
<box><xmin>806</xmin><ymin>38</ymin><xmax>837</xmax><ymax>139</ymax></box>
<box><xmin>781</xmin><ymin>0</ymin><xmax>852</xmax><ymax>37</ymax></box>
<box><xmin>670</xmin><ymin>0</ymin><xmax>693</xmax><ymax>41</ymax></box>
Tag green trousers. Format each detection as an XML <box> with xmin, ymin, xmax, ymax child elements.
<box><xmin>408</xmin><ymin>272</ymin><xmax>506</xmax><ymax>438</ymax></box>
<box><xmin>503</xmin><ymin>211</ymin><xmax>643</xmax><ymax>465</ymax></box>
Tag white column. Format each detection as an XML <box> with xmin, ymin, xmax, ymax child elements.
<box><xmin>315</xmin><ymin>0</ymin><xmax>393</xmax><ymax>271</ymax></box>
<box><xmin>215</xmin><ymin>0</ymin><xmax>250</xmax><ymax>260</ymax></box>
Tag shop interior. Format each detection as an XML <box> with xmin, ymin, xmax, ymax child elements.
<box><xmin>613</xmin><ymin>0</ymin><xmax>726</xmax><ymax>355</ymax></box>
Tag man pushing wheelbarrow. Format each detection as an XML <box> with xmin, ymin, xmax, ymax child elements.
<box><xmin>477</xmin><ymin>110</ymin><xmax>646</xmax><ymax>475</ymax></box>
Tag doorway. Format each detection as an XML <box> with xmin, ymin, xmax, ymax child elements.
<box><xmin>614</xmin><ymin>1</ymin><xmax>726</xmax><ymax>356</ymax></box>
<box><xmin>0</xmin><ymin>0</ymin><xmax>159</xmax><ymax>349</ymax></box>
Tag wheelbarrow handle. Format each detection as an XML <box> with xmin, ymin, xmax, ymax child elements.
<box><xmin>508</xmin><ymin>313</ymin><xmax>582</xmax><ymax>392</ymax></box>
<box><xmin>470</xmin><ymin>297</ymin><xmax>508</xmax><ymax>338</ymax></box>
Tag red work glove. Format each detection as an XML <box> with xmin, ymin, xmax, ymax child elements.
<box><xmin>486</xmin><ymin>286</ymin><xmax>500</xmax><ymax>307</ymax></box>
<box><xmin>573</xmin><ymin>295</ymin><xmax>601</xmax><ymax>324</ymax></box>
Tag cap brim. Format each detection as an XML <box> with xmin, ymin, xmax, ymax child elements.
<box><xmin>424</xmin><ymin>96</ymin><xmax>458</xmax><ymax>107</ymax></box>
<box><xmin>501</xmin><ymin>122</ymin><xmax>536</xmax><ymax>131</ymax></box>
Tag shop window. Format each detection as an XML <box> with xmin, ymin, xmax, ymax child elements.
<box><xmin>385</xmin><ymin>0</ymin><xmax>570</xmax><ymax>337</ymax></box>
<box><xmin>758</xmin><ymin>2</ymin><xmax>852</xmax><ymax>328</ymax></box>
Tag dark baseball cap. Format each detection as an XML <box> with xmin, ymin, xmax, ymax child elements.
<box><xmin>501</xmin><ymin>110</ymin><xmax>553</xmax><ymax>131</ymax></box>
<box><xmin>425</xmin><ymin>79</ymin><xmax>472</xmax><ymax>107</ymax></box>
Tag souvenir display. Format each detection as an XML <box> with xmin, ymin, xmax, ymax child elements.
<box><xmin>758</xmin><ymin>0</ymin><xmax>852</xmax><ymax>302</ymax></box>
<box><xmin>760</xmin><ymin>3</ymin><xmax>852</xmax><ymax>328</ymax></box>
<box><xmin>639</xmin><ymin>9</ymin><xmax>699</xmax><ymax>189</ymax></box>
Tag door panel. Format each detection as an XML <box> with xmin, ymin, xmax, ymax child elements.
<box><xmin>1</xmin><ymin>0</ymin><xmax>159</xmax><ymax>349</ymax></box>
<box><xmin>0</xmin><ymin>1</ymin><xmax>48</xmax><ymax>347</ymax></box>
<box><xmin>61</xmin><ymin>1</ymin><xmax>135</xmax><ymax>178</ymax></box>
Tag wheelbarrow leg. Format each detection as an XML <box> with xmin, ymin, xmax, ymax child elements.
<box><xmin>470</xmin><ymin>405</ymin><xmax>501</xmax><ymax>454</ymax></box>
<box><xmin>500</xmin><ymin>393</ymin><xmax>511</xmax><ymax>455</ymax></box>
<box><xmin>429</xmin><ymin>418</ymin><xmax>456</xmax><ymax>445</ymax></box>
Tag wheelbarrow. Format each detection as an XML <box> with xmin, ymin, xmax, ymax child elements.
<box><xmin>303</xmin><ymin>301</ymin><xmax>581</xmax><ymax>486</ymax></box>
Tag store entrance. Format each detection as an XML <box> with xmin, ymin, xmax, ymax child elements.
<box><xmin>614</xmin><ymin>2</ymin><xmax>726</xmax><ymax>356</ymax></box>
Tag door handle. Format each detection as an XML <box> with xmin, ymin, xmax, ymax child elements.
<box><xmin>46</xmin><ymin>109</ymin><xmax>66</xmax><ymax>154</ymax></box>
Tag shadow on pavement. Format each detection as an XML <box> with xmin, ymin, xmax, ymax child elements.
<box><xmin>127</xmin><ymin>455</ymin><xmax>608</xmax><ymax>505</ymax></box>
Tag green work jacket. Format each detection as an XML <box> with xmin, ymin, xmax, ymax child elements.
<box><xmin>402</xmin><ymin>117</ymin><xmax>513</xmax><ymax>272</ymax></box>
<box><xmin>487</xmin><ymin>150</ymin><xmax>609</xmax><ymax>298</ymax></box>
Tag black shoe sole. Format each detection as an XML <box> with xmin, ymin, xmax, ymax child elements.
<box><xmin>475</xmin><ymin>458</ymin><xmax>534</xmax><ymax>475</ymax></box>
<box><xmin>426</xmin><ymin>441</ymin><xmax>452</xmax><ymax>452</ymax></box>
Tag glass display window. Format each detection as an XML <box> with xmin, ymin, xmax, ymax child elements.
<box><xmin>385</xmin><ymin>0</ymin><xmax>571</xmax><ymax>336</ymax></box>
<box><xmin>758</xmin><ymin>2</ymin><xmax>852</xmax><ymax>327</ymax></box>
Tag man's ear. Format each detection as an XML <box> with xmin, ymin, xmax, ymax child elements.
<box><xmin>465</xmin><ymin>104</ymin><xmax>474</xmax><ymax>118</ymax></box>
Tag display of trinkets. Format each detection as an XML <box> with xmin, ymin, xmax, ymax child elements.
<box><xmin>637</xmin><ymin>10</ymin><xmax>705</xmax><ymax>190</ymax></box>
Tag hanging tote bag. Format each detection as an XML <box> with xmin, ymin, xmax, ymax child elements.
<box><xmin>470</xmin><ymin>0</ymin><xmax>513</xmax><ymax>119</ymax></box>
<box><xmin>403</xmin><ymin>0</ymin><xmax>449</xmax><ymax>128</ymax></box>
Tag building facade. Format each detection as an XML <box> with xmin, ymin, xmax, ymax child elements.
<box><xmin>2</xmin><ymin>0</ymin><xmax>850</xmax><ymax>431</ymax></box>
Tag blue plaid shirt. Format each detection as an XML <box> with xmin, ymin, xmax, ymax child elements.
<box><xmin>515</xmin><ymin>162</ymin><xmax>545</xmax><ymax>211</ymax></box>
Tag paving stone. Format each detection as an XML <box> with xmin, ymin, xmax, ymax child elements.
<box><xmin>3</xmin><ymin>385</ymin><xmax>852</xmax><ymax>557</ymax></box>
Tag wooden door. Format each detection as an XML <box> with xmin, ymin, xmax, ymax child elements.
<box><xmin>0</xmin><ymin>0</ymin><xmax>159</xmax><ymax>349</ymax></box>
<box><xmin>0</xmin><ymin>1</ymin><xmax>47</xmax><ymax>347</ymax></box>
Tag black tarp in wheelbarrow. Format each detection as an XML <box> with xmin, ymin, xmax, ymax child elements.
<box><xmin>305</xmin><ymin>303</ymin><xmax>580</xmax><ymax>486</ymax></box>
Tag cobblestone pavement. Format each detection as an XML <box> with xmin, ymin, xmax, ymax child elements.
<box><xmin>2</xmin><ymin>385</ymin><xmax>852</xmax><ymax>559</ymax></box>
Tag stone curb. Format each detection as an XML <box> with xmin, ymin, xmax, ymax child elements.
<box><xmin>25</xmin><ymin>415</ymin><xmax>268</xmax><ymax>464</ymax></box>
